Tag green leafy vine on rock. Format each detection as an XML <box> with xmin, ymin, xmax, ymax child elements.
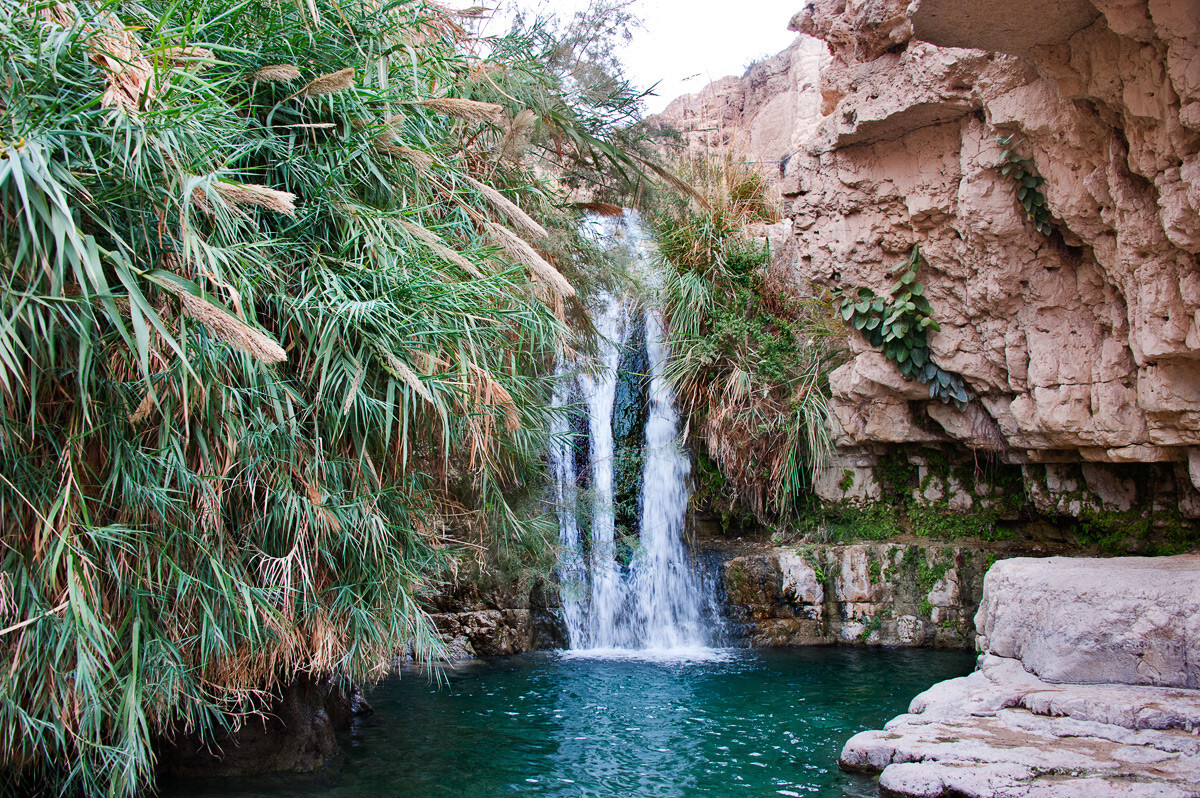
<box><xmin>997</xmin><ymin>135</ymin><xmax>1053</xmax><ymax>236</ymax></box>
<box><xmin>837</xmin><ymin>246</ymin><xmax>971</xmax><ymax>408</ymax></box>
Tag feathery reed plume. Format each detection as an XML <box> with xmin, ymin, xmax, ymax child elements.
<box><xmin>375</xmin><ymin>141</ymin><xmax>435</xmax><ymax>172</ymax></box>
<box><xmin>464</xmin><ymin>176</ymin><xmax>548</xmax><ymax>241</ymax></box>
<box><xmin>499</xmin><ymin>109</ymin><xmax>536</xmax><ymax>162</ymax></box>
<box><xmin>398</xmin><ymin>219</ymin><xmax>482</xmax><ymax>277</ymax></box>
<box><xmin>213</xmin><ymin>181</ymin><xmax>297</xmax><ymax>215</ymax></box>
<box><xmin>416</xmin><ymin>97</ymin><xmax>504</xmax><ymax>124</ymax></box>
<box><xmin>157</xmin><ymin>274</ymin><xmax>287</xmax><ymax>364</ymax></box>
<box><xmin>252</xmin><ymin>64</ymin><xmax>302</xmax><ymax>83</ymax></box>
<box><xmin>575</xmin><ymin>201</ymin><xmax>624</xmax><ymax>217</ymax></box>
<box><xmin>483</xmin><ymin>222</ymin><xmax>575</xmax><ymax>298</ymax></box>
<box><xmin>299</xmin><ymin>67</ymin><xmax>355</xmax><ymax>97</ymax></box>
<box><xmin>380</xmin><ymin>350</ymin><xmax>434</xmax><ymax>404</ymax></box>
<box><xmin>158</xmin><ymin>46</ymin><xmax>215</xmax><ymax>71</ymax></box>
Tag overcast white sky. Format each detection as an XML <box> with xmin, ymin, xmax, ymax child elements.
<box><xmin>456</xmin><ymin>1</ymin><xmax>804</xmax><ymax>113</ymax></box>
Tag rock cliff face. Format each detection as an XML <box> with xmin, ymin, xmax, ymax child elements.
<box><xmin>661</xmin><ymin>1</ymin><xmax>1200</xmax><ymax>521</ymax></box>
<box><xmin>655</xmin><ymin>35</ymin><xmax>828</xmax><ymax>161</ymax></box>
<box><xmin>783</xmin><ymin>0</ymin><xmax>1200</xmax><ymax>514</ymax></box>
<box><xmin>841</xmin><ymin>555</ymin><xmax>1200</xmax><ymax>797</ymax></box>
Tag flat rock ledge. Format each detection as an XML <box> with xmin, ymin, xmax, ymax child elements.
<box><xmin>840</xmin><ymin>555</ymin><xmax>1200</xmax><ymax>797</ymax></box>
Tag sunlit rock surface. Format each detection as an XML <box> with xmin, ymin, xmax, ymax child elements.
<box><xmin>841</xmin><ymin>555</ymin><xmax>1200</xmax><ymax>797</ymax></box>
<box><xmin>659</xmin><ymin>0</ymin><xmax>1200</xmax><ymax>517</ymax></box>
<box><xmin>784</xmin><ymin>0</ymin><xmax>1200</xmax><ymax>509</ymax></box>
<box><xmin>654</xmin><ymin>35</ymin><xmax>828</xmax><ymax>161</ymax></box>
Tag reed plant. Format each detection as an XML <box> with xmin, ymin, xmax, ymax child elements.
<box><xmin>652</xmin><ymin>154</ymin><xmax>847</xmax><ymax>521</ymax></box>
<box><xmin>0</xmin><ymin>0</ymin><xmax>649</xmax><ymax>794</ymax></box>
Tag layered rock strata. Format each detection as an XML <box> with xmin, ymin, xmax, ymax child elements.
<box><xmin>841</xmin><ymin>555</ymin><xmax>1200</xmax><ymax>797</ymax></box>
<box><xmin>778</xmin><ymin>0</ymin><xmax>1200</xmax><ymax>513</ymax></box>
<box><xmin>720</xmin><ymin>542</ymin><xmax>994</xmax><ymax>648</ymax></box>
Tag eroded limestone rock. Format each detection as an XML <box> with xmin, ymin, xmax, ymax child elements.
<box><xmin>787</xmin><ymin>0</ymin><xmax>1200</xmax><ymax>505</ymax></box>
<box><xmin>841</xmin><ymin>555</ymin><xmax>1200</xmax><ymax>797</ymax></box>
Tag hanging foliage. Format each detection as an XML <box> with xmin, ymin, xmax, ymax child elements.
<box><xmin>837</xmin><ymin>246</ymin><xmax>971</xmax><ymax>408</ymax></box>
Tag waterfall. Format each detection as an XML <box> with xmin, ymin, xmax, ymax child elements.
<box><xmin>550</xmin><ymin>213</ymin><xmax>720</xmax><ymax>653</ymax></box>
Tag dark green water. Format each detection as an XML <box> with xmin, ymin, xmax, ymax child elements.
<box><xmin>165</xmin><ymin>647</ymin><xmax>974</xmax><ymax>798</ymax></box>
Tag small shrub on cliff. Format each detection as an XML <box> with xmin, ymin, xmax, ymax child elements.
<box><xmin>997</xmin><ymin>135</ymin><xmax>1053</xmax><ymax>236</ymax></box>
<box><xmin>838</xmin><ymin>246</ymin><xmax>971</xmax><ymax>408</ymax></box>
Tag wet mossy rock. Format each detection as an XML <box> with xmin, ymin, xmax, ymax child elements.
<box><xmin>721</xmin><ymin>542</ymin><xmax>988</xmax><ymax>649</ymax></box>
<box><xmin>808</xmin><ymin>444</ymin><xmax>1200</xmax><ymax>554</ymax></box>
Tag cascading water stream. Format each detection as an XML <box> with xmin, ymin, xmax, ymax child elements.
<box><xmin>550</xmin><ymin>213</ymin><xmax>720</xmax><ymax>653</ymax></box>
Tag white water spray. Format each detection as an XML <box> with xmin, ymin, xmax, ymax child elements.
<box><xmin>550</xmin><ymin>214</ymin><xmax>720</xmax><ymax>653</ymax></box>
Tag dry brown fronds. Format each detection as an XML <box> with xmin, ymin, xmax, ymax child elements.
<box><xmin>213</xmin><ymin>181</ymin><xmax>297</xmax><ymax>215</ymax></box>
<box><xmin>89</xmin><ymin>12</ymin><xmax>155</xmax><ymax>112</ymax></box>
<box><xmin>129</xmin><ymin>389</ymin><xmax>157</xmax><ymax>425</ymax></box>
<box><xmin>499</xmin><ymin>109</ymin><xmax>537</xmax><ymax>162</ymax></box>
<box><xmin>575</xmin><ymin>201</ymin><xmax>624</xmax><ymax>217</ymax></box>
<box><xmin>252</xmin><ymin>64</ymin><xmax>302</xmax><ymax>83</ymax></box>
<box><xmin>470</xmin><ymin>363</ymin><xmax>520</xmax><ymax>433</ymax></box>
<box><xmin>464</xmin><ymin>176</ymin><xmax>548</xmax><ymax>241</ymax></box>
<box><xmin>410</xmin><ymin>350</ymin><xmax>447</xmax><ymax>375</ymax></box>
<box><xmin>375</xmin><ymin>142</ymin><xmax>435</xmax><ymax>172</ymax></box>
<box><xmin>157</xmin><ymin>46</ymin><xmax>215</xmax><ymax>71</ymax></box>
<box><xmin>416</xmin><ymin>97</ymin><xmax>504</xmax><ymax>125</ymax></box>
<box><xmin>36</xmin><ymin>4</ymin><xmax>75</xmax><ymax>26</ymax></box>
<box><xmin>158</xmin><ymin>277</ymin><xmax>287</xmax><ymax>364</ymax></box>
<box><xmin>397</xmin><ymin>219</ymin><xmax>482</xmax><ymax>278</ymax></box>
<box><xmin>299</xmin><ymin>68</ymin><xmax>355</xmax><ymax>98</ymax></box>
<box><xmin>483</xmin><ymin>222</ymin><xmax>575</xmax><ymax>299</ymax></box>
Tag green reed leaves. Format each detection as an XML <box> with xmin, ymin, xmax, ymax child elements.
<box><xmin>0</xmin><ymin>1</ymin><xmax>645</xmax><ymax>794</ymax></box>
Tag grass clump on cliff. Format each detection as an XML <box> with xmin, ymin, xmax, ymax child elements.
<box><xmin>650</xmin><ymin>154</ymin><xmax>846</xmax><ymax>521</ymax></box>
<box><xmin>0</xmin><ymin>1</ymin><xmax>656</xmax><ymax>794</ymax></box>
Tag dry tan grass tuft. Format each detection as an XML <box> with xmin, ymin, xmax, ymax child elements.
<box><xmin>464</xmin><ymin>176</ymin><xmax>547</xmax><ymax>241</ymax></box>
<box><xmin>416</xmin><ymin>97</ymin><xmax>504</xmax><ymax>125</ymax></box>
<box><xmin>213</xmin><ymin>181</ymin><xmax>297</xmax><ymax>215</ymax></box>
<box><xmin>483</xmin><ymin>222</ymin><xmax>575</xmax><ymax>299</ymax></box>
<box><xmin>299</xmin><ymin>68</ymin><xmax>355</xmax><ymax>97</ymax></box>
<box><xmin>375</xmin><ymin>141</ymin><xmax>435</xmax><ymax>172</ymax></box>
<box><xmin>158</xmin><ymin>46</ymin><xmax>215</xmax><ymax>71</ymax></box>
<box><xmin>252</xmin><ymin>64</ymin><xmax>302</xmax><ymax>83</ymax></box>
<box><xmin>397</xmin><ymin>219</ymin><xmax>482</xmax><ymax>277</ymax></box>
<box><xmin>91</xmin><ymin>12</ymin><xmax>155</xmax><ymax>111</ymax></box>
<box><xmin>575</xmin><ymin>201</ymin><xmax>624</xmax><ymax>217</ymax></box>
<box><xmin>157</xmin><ymin>276</ymin><xmax>287</xmax><ymax>364</ymax></box>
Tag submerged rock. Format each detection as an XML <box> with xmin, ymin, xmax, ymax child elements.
<box><xmin>840</xmin><ymin>554</ymin><xmax>1200</xmax><ymax>796</ymax></box>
